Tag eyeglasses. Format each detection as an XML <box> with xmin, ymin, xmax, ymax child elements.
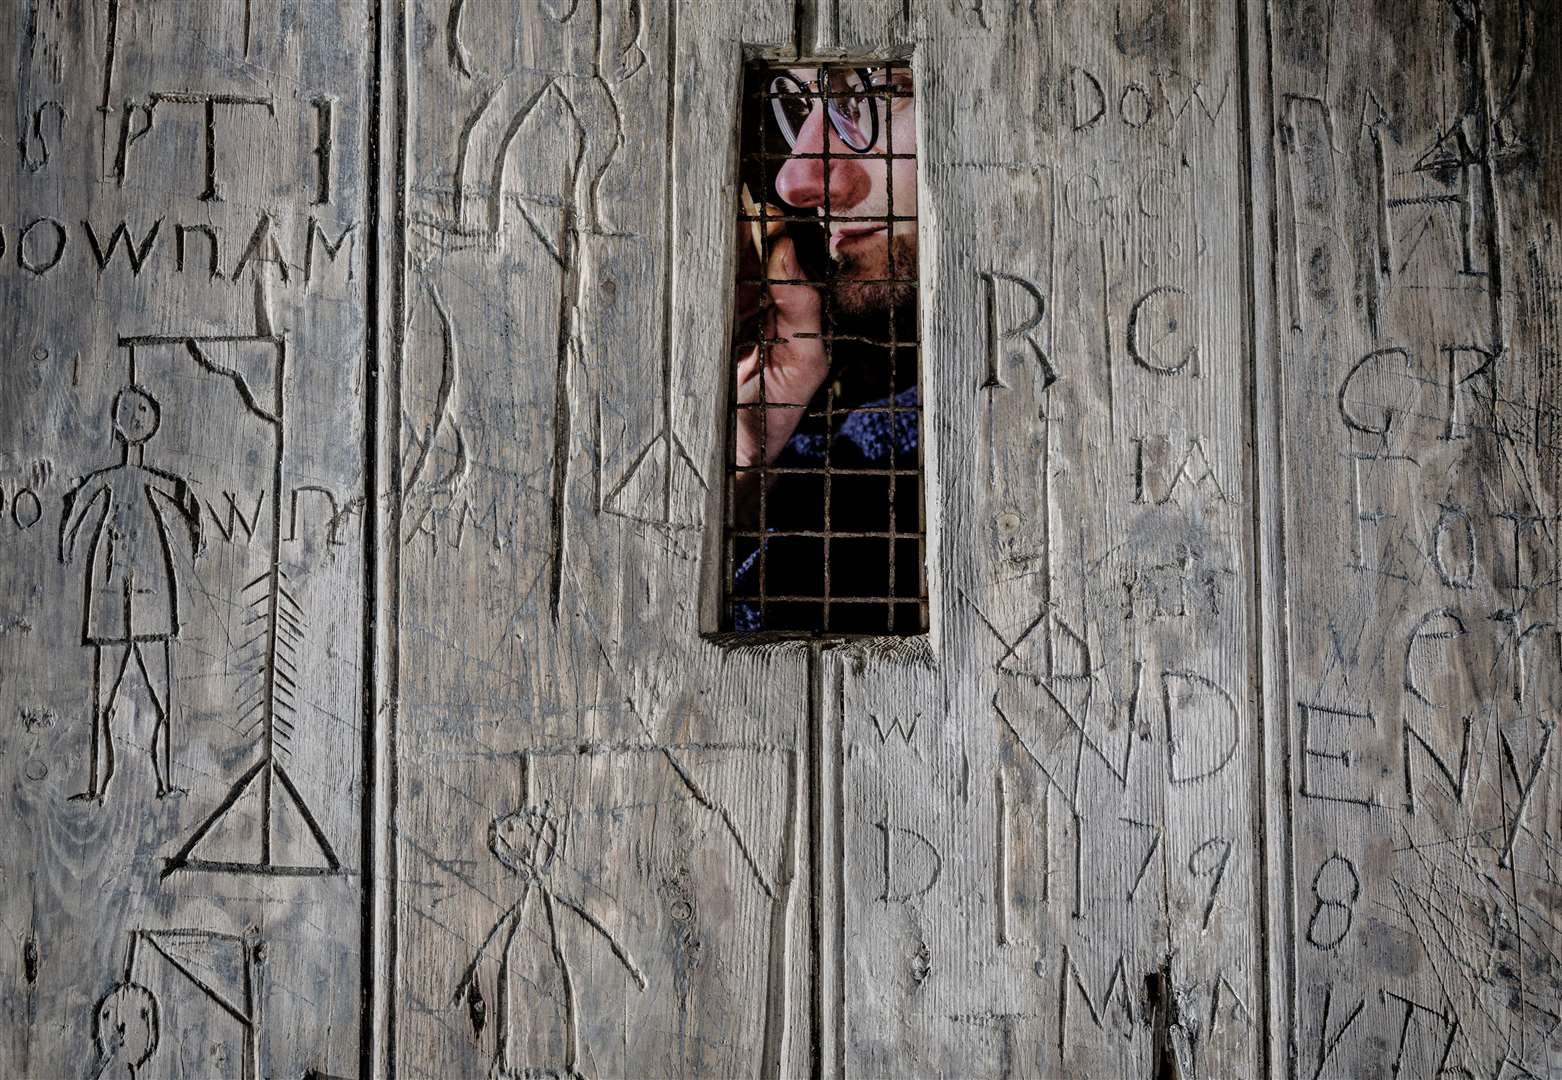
<box><xmin>768</xmin><ymin>67</ymin><xmax>895</xmax><ymax>155</ymax></box>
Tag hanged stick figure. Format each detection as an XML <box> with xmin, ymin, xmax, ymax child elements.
<box><xmin>89</xmin><ymin>980</ymin><xmax>158</xmax><ymax>1080</ymax></box>
<box><xmin>89</xmin><ymin>927</ymin><xmax>263</xmax><ymax>1080</ymax></box>
<box><xmin>454</xmin><ymin>805</ymin><xmax>648</xmax><ymax>1079</ymax></box>
<box><xmin>60</xmin><ymin>386</ymin><xmax>204</xmax><ymax>801</ymax></box>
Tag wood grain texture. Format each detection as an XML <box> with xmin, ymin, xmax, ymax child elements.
<box><xmin>0</xmin><ymin>2</ymin><xmax>370</xmax><ymax>1078</ymax></box>
<box><xmin>391</xmin><ymin>2</ymin><xmax>812</xmax><ymax>1077</ymax></box>
<box><xmin>1262</xmin><ymin>1</ymin><xmax>1562</xmax><ymax>1075</ymax></box>
<box><xmin>823</xmin><ymin>1</ymin><xmax>1262</xmax><ymax>1076</ymax></box>
<box><xmin>0</xmin><ymin>1</ymin><xmax>1557</xmax><ymax>1077</ymax></box>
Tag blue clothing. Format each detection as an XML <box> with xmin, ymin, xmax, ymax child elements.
<box><xmin>731</xmin><ymin>386</ymin><xmax>921</xmax><ymax>633</ymax></box>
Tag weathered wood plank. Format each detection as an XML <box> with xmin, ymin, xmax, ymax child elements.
<box><xmin>0</xmin><ymin>1</ymin><xmax>372</xmax><ymax>1077</ymax></box>
<box><xmin>825</xmin><ymin>0</ymin><xmax>1264</xmax><ymax>1075</ymax></box>
<box><xmin>1</xmin><ymin>2</ymin><xmax>1556</xmax><ymax>1077</ymax></box>
<box><xmin>1261</xmin><ymin>1</ymin><xmax>1562</xmax><ymax>1075</ymax></box>
<box><xmin>391</xmin><ymin>2</ymin><xmax>813</xmax><ymax>1077</ymax></box>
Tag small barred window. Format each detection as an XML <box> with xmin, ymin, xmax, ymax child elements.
<box><xmin>723</xmin><ymin>60</ymin><xmax>927</xmax><ymax>635</ymax></box>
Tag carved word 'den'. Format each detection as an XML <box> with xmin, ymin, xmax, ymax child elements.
<box><xmin>1302</xmin><ymin>683</ymin><xmax>1553</xmax><ymax>868</ymax></box>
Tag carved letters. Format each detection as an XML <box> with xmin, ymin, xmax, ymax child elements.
<box><xmin>3</xmin><ymin>7</ymin><xmax>369</xmax><ymax>1075</ymax></box>
<box><xmin>3</xmin><ymin>2</ymin><xmax>1556</xmax><ymax>1077</ymax></box>
<box><xmin>980</xmin><ymin>270</ymin><xmax>1055</xmax><ymax>392</ymax></box>
<box><xmin>2</xmin><ymin>214</ymin><xmax>356</xmax><ymax>285</ymax></box>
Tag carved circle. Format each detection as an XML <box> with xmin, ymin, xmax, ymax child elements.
<box><xmin>489</xmin><ymin>805</ymin><xmax>564</xmax><ymax>881</ymax></box>
<box><xmin>1119</xmin><ymin>83</ymin><xmax>1155</xmax><ymax>128</ymax></box>
<box><xmin>111</xmin><ymin>386</ymin><xmax>162</xmax><ymax>447</ymax></box>
<box><xmin>17</xmin><ymin>217</ymin><xmax>67</xmax><ymax>276</ymax></box>
<box><xmin>11</xmin><ymin>488</ymin><xmax>42</xmax><ymax>530</ymax></box>
<box><xmin>94</xmin><ymin>982</ymin><xmax>159</xmax><ymax>1072</ymax></box>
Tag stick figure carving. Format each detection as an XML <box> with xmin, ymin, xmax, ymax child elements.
<box><xmin>454</xmin><ymin>804</ymin><xmax>648</xmax><ymax>1079</ymax></box>
<box><xmin>447</xmin><ymin>0</ymin><xmax>644</xmax><ymax>240</ymax></box>
<box><xmin>90</xmin><ymin>981</ymin><xmax>158</xmax><ymax>1080</ymax></box>
<box><xmin>60</xmin><ymin>385</ymin><xmax>204</xmax><ymax>801</ymax></box>
<box><xmin>89</xmin><ymin>331</ymin><xmax>342</xmax><ymax>875</ymax></box>
<box><xmin>89</xmin><ymin>927</ymin><xmax>263</xmax><ymax>1080</ymax></box>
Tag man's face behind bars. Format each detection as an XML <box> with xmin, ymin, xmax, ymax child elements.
<box><xmin>774</xmin><ymin>66</ymin><xmax>917</xmax><ymax>317</ymax></box>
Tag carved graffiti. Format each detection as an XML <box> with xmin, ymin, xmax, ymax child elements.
<box><xmin>874</xmin><ymin>813</ymin><xmax>943</xmax><ymax>903</ymax></box>
<box><xmin>980</xmin><ymin>270</ymin><xmax>1056</xmax><ymax>392</ymax></box>
<box><xmin>1</xmin><ymin>213</ymin><xmax>355</xmax><ymax>287</ymax></box>
<box><xmin>60</xmin><ymin>386</ymin><xmax>203</xmax><ymax>800</ymax></box>
<box><xmin>1298</xmin><ymin>700</ymin><xmax>1380</xmax><ymax>808</ymax></box>
<box><xmin>1132</xmin><ymin>435</ymin><xmax>1235</xmax><ymax>505</ymax></box>
<box><xmin>455</xmin><ymin>805</ymin><xmax>648</xmax><ymax>1078</ymax></box>
<box><xmin>78</xmin><ymin>331</ymin><xmax>344</xmax><ymax>876</ymax></box>
<box><xmin>91</xmin><ymin>928</ymin><xmax>265</xmax><ymax>1080</ymax></box>
<box><xmin>1127</xmin><ymin>285</ymin><xmax>1198</xmax><ymax>376</ymax></box>
<box><xmin>1304</xmin><ymin>853</ymin><xmax>1360</xmax><ymax>950</ymax></box>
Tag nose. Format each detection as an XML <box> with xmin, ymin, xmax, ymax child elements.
<box><xmin>774</xmin><ymin>104</ymin><xmax>871</xmax><ymax>210</ymax></box>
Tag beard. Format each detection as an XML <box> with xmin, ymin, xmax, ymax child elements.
<box><xmin>829</xmin><ymin>232</ymin><xmax>917</xmax><ymax>317</ymax></box>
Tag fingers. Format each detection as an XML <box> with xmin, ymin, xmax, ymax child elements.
<box><xmin>765</xmin><ymin>237</ymin><xmax>823</xmax><ymax>344</ymax></box>
<box><xmin>731</xmin><ymin>236</ymin><xmax>831</xmax><ymax>469</ymax></box>
<box><xmin>756</xmin><ymin>236</ymin><xmax>828</xmax><ymax>414</ymax></box>
<box><xmin>733</xmin><ymin>190</ymin><xmax>769</xmax><ymax>333</ymax></box>
<box><xmin>735</xmin><ymin>344</ymin><xmax>762</xmax><ymax>392</ymax></box>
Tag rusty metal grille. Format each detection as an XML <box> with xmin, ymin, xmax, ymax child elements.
<box><xmin>722</xmin><ymin>60</ymin><xmax>927</xmax><ymax>635</ymax></box>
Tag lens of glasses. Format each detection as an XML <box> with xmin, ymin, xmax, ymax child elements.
<box><xmin>768</xmin><ymin>69</ymin><xmax>881</xmax><ymax>154</ymax></box>
<box><xmin>769</xmin><ymin>74</ymin><xmax>812</xmax><ymax>150</ymax></box>
<box><xmin>825</xmin><ymin>68</ymin><xmax>880</xmax><ymax>152</ymax></box>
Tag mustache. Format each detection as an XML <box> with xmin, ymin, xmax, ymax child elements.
<box><xmin>829</xmin><ymin>231</ymin><xmax>916</xmax><ymax>275</ymax></box>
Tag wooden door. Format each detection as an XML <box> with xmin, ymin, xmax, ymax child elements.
<box><xmin>1</xmin><ymin>2</ymin><xmax>1558</xmax><ymax>1077</ymax></box>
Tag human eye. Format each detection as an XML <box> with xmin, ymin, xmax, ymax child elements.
<box><xmin>769</xmin><ymin>75</ymin><xmax>812</xmax><ymax>146</ymax></box>
<box><xmin>839</xmin><ymin>70</ymin><xmax>880</xmax><ymax>135</ymax></box>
